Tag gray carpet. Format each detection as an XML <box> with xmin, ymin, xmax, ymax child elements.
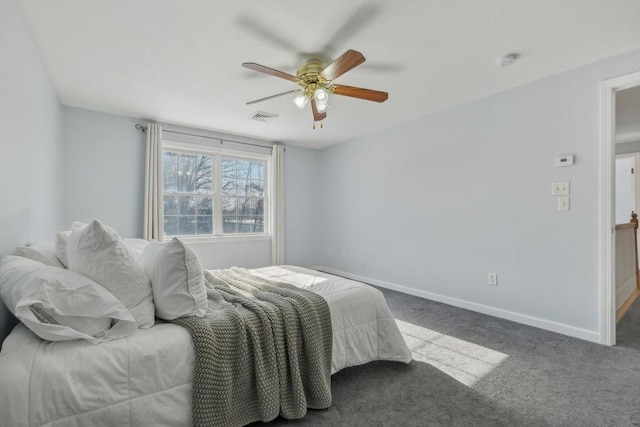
<box><xmin>617</xmin><ymin>294</ymin><xmax>640</xmax><ymax>351</ymax></box>
<box><xmin>262</xmin><ymin>287</ymin><xmax>640</xmax><ymax>426</ymax></box>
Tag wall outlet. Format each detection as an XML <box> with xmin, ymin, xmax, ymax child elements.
<box><xmin>488</xmin><ymin>273</ymin><xmax>498</xmax><ymax>286</ymax></box>
<box><xmin>327</xmin><ymin>247</ymin><xmax>333</xmax><ymax>256</ymax></box>
<box><xmin>342</xmin><ymin>249</ymin><xmax>349</xmax><ymax>258</ymax></box>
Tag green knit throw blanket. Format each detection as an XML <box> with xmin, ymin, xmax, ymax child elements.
<box><xmin>172</xmin><ymin>267</ymin><xmax>332</xmax><ymax>427</ymax></box>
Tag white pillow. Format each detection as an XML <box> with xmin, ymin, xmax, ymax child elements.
<box><xmin>14</xmin><ymin>241</ymin><xmax>64</xmax><ymax>268</ymax></box>
<box><xmin>141</xmin><ymin>238</ymin><xmax>207</xmax><ymax>320</ymax></box>
<box><xmin>125</xmin><ymin>238</ymin><xmax>150</xmax><ymax>258</ymax></box>
<box><xmin>55</xmin><ymin>221</ymin><xmax>88</xmax><ymax>268</ymax></box>
<box><xmin>67</xmin><ymin>220</ymin><xmax>155</xmax><ymax>329</ymax></box>
<box><xmin>0</xmin><ymin>256</ymin><xmax>138</xmax><ymax>344</ymax></box>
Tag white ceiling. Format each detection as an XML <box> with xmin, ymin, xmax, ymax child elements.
<box><xmin>19</xmin><ymin>0</ymin><xmax>640</xmax><ymax>149</ymax></box>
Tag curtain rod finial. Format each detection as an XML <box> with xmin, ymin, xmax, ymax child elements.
<box><xmin>135</xmin><ymin>123</ymin><xmax>147</xmax><ymax>132</ymax></box>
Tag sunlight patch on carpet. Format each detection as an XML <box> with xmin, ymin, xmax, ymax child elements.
<box><xmin>396</xmin><ymin>319</ymin><xmax>508</xmax><ymax>387</ymax></box>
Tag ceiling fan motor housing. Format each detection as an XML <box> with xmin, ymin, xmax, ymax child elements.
<box><xmin>297</xmin><ymin>59</ymin><xmax>329</xmax><ymax>95</ymax></box>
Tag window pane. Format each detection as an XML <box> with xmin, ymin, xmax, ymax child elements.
<box><xmin>197</xmin><ymin>197</ymin><xmax>212</xmax><ymax>215</ymax></box>
<box><xmin>179</xmin><ymin>196</ymin><xmax>196</xmax><ymax>215</ymax></box>
<box><xmin>222</xmin><ymin>180</ymin><xmax>237</xmax><ymax>195</ymax></box>
<box><xmin>222</xmin><ymin>180</ymin><xmax>236</xmax><ymax>195</ymax></box>
<box><xmin>194</xmin><ymin>156</ymin><xmax>212</xmax><ymax>194</ymax></box>
<box><xmin>240</xmin><ymin>198</ymin><xmax>263</xmax><ymax>216</ymax></box>
<box><xmin>163</xmin><ymin>152</ymin><xmax>178</xmax><ymax>193</ymax></box>
<box><xmin>236</xmin><ymin>161</ymin><xmax>250</xmax><ymax>196</ymax></box>
<box><xmin>250</xmin><ymin>162</ymin><xmax>263</xmax><ymax>180</ymax></box>
<box><xmin>247</xmin><ymin>216</ymin><xmax>264</xmax><ymax>233</ymax></box>
<box><xmin>221</xmin><ymin>159</ymin><xmax>265</xmax><ymax>198</ymax></box>
<box><xmin>196</xmin><ymin>216</ymin><xmax>213</xmax><ymax>234</ymax></box>
<box><xmin>178</xmin><ymin>216</ymin><xmax>196</xmax><ymax>235</ymax></box>
<box><xmin>222</xmin><ymin>197</ymin><xmax>237</xmax><ymax>215</ymax></box>
<box><xmin>249</xmin><ymin>180</ymin><xmax>263</xmax><ymax>196</ymax></box>
<box><xmin>220</xmin><ymin>196</ymin><xmax>265</xmax><ymax>234</ymax></box>
<box><xmin>164</xmin><ymin>216</ymin><xmax>177</xmax><ymax>236</ymax></box>
<box><xmin>177</xmin><ymin>153</ymin><xmax>197</xmax><ymax>192</ymax></box>
<box><xmin>222</xmin><ymin>159</ymin><xmax>236</xmax><ymax>178</ymax></box>
<box><xmin>237</xmin><ymin>198</ymin><xmax>248</xmax><ymax>216</ymax></box>
<box><xmin>222</xmin><ymin>159</ymin><xmax>236</xmax><ymax>195</ymax></box>
<box><xmin>238</xmin><ymin>216</ymin><xmax>254</xmax><ymax>233</ymax></box>
<box><xmin>164</xmin><ymin>196</ymin><xmax>178</xmax><ymax>215</ymax></box>
<box><xmin>223</xmin><ymin>217</ymin><xmax>237</xmax><ymax>233</ymax></box>
<box><xmin>237</xmin><ymin>161</ymin><xmax>250</xmax><ymax>176</ymax></box>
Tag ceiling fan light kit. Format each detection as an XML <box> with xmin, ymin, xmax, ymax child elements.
<box><xmin>316</xmin><ymin>102</ymin><xmax>328</xmax><ymax>113</ymax></box>
<box><xmin>293</xmin><ymin>93</ymin><xmax>308</xmax><ymax>110</ymax></box>
<box><xmin>243</xmin><ymin>49</ymin><xmax>388</xmax><ymax>128</ymax></box>
<box><xmin>314</xmin><ymin>87</ymin><xmax>329</xmax><ymax>103</ymax></box>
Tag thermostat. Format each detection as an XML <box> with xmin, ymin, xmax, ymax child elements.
<box><xmin>555</xmin><ymin>155</ymin><xmax>574</xmax><ymax>167</ymax></box>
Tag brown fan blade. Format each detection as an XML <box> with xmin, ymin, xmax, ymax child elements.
<box><xmin>320</xmin><ymin>49</ymin><xmax>366</xmax><ymax>81</ymax></box>
<box><xmin>242</xmin><ymin>62</ymin><xmax>298</xmax><ymax>82</ymax></box>
<box><xmin>311</xmin><ymin>98</ymin><xmax>327</xmax><ymax>121</ymax></box>
<box><xmin>246</xmin><ymin>90</ymin><xmax>300</xmax><ymax>105</ymax></box>
<box><xmin>331</xmin><ymin>84</ymin><xmax>388</xmax><ymax>103</ymax></box>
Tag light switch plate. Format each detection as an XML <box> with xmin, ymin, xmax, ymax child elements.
<box><xmin>557</xmin><ymin>197</ymin><xmax>570</xmax><ymax>211</ymax></box>
<box><xmin>552</xmin><ymin>181</ymin><xmax>570</xmax><ymax>196</ymax></box>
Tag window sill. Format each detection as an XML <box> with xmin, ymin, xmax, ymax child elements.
<box><xmin>164</xmin><ymin>234</ymin><xmax>271</xmax><ymax>244</ymax></box>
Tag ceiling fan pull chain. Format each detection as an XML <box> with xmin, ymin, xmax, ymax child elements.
<box><xmin>313</xmin><ymin>122</ymin><xmax>316</xmax><ymax>129</ymax></box>
<box><xmin>320</xmin><ymin>121</ymin><xmax>323</xmax><ymax>129</ymax></box>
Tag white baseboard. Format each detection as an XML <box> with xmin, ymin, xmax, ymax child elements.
<box><xmin>315</xmin><ymin>266</ymin><xmax>601</xmax><ymax>344</ymax></box>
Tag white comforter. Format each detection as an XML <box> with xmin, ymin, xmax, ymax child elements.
<box><xmin>0</xmin><ymin>266</ymin><xmax>411</xmax><ymax>426</ymax></box>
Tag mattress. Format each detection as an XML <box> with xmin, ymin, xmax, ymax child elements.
<box><xmin>0</xmin><ymin>266</ymin><xmax>411</xmax><ymax>426</ymax></box>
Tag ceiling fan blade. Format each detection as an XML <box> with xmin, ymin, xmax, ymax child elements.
<box><xmin>331</xmin><ymin>84</ymin><xmax>388</xmax><ymax>103</ymax></box>
<box><xmin>246</xmin><ymin>90</ymin><xmax>300</xmax><ymax>105</ymax></box>
<box><xmin>320</xmin><ymin>49</ymin><xmax>366</xmax><ymax>81</ymax></box>
<box><xmin>311</xmin><ymin>98</ymin><xmax>327</xmax><ymax>121</ymax></box>
<box><xmin>242</xmin><ymin>62</ymin><xmax>298</xmax><ymax>82</ymax></box>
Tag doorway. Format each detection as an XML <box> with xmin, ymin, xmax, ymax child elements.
<box><xmin>600</xmin><ymin>72</ymin><xmax>640</xmax><ymax>346</ymax></box>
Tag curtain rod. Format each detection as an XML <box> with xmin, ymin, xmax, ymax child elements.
<box><xmin>135</xmin><ymin>123</ymin><xmax>277</xmax><ymax>151</ymax></box>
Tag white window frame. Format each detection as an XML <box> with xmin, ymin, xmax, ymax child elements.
<box><xmin>162</xmin><ymin>139</ymin><xmax>271</xmax><ymax>243</ymax></box>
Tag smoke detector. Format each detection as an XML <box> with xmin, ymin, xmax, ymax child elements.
<box><xmin>250</xmin><ymin>111</ymin><xmax>278</xmax><ymax>123</ymax></box>
<box><xmin>496</xmin><ymin>53</ymin><xmax>519</xmax><ymax>67</ymax></box>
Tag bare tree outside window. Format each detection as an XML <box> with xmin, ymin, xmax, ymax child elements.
<box><xmin>163</xmin><ymin>151</ymin><xmax>213</xmax><ymax>236</ymax></box>
<box><xmin>162</xmin><ymin>150</ymin><xmax>266</xmax><ymax>237</ymax></box>
<box><xmin>222</xmin><ymin>158</ymin><xmax>265</xmax><ymax>233</ymax></box>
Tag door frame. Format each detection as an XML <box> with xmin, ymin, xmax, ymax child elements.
<box><xmin>599</xmin><ymin>71</ymin><xmax>640</xmax><ymax>346</ymax></box>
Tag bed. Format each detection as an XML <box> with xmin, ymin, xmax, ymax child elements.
<box><xmin>0</xmin><ymin>264</ymin><xmax>412</xmax><ymax>426</ymax></box>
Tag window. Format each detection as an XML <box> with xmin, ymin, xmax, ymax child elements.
<box><xmin>222</xmin><ymin>158</ymin><xmax>265</xmax><ymax>233</ymax></box>
<box><xmin>163</xmin><ymin>152</ymin><xmax>213</xmax><ymax>236</ymax></box>
<box><xmin>162</xmin><ymin>146</ymin><xmax>268</xmax><ymax>239</ymax></box>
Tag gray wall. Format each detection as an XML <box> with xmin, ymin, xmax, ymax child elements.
<box><xmin>63</xmin><ymin>107</ymin><xmax>146</xmax><ymax>238</ymax></box>
<box><xmin>0</xmin><ymin>1</ymin><xmax>64</xmax><ymax>255</ymax></box>
<box><xmin>317</xmin><ymin>49</ymin><xmax>640</xmax><ymax>341</ymax></box>
<box><xmin>283</xmin><ymin>145</ymin><xmax>318</xmax><ymax>267</ymax></box>
<box><xmin>0</xmin><ymin>0</ymin><xmax>65</xmax><ymax>344</ymax></box>
<box><xmin>62</xmin><ymin>108</ymin><xmax>319</xmax><ymax>269</ymax></box>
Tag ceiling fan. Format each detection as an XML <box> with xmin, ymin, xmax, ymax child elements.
<box><xmin>242</xmin><ymin>49</ymin><xmax>388</xmax><ymax>128</ymax></box>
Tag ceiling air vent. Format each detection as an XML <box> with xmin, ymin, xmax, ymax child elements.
<box><xmin>250</xmin><ymin>111</ymin><xmax>278</xmax><ymax>123</ymax></box>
